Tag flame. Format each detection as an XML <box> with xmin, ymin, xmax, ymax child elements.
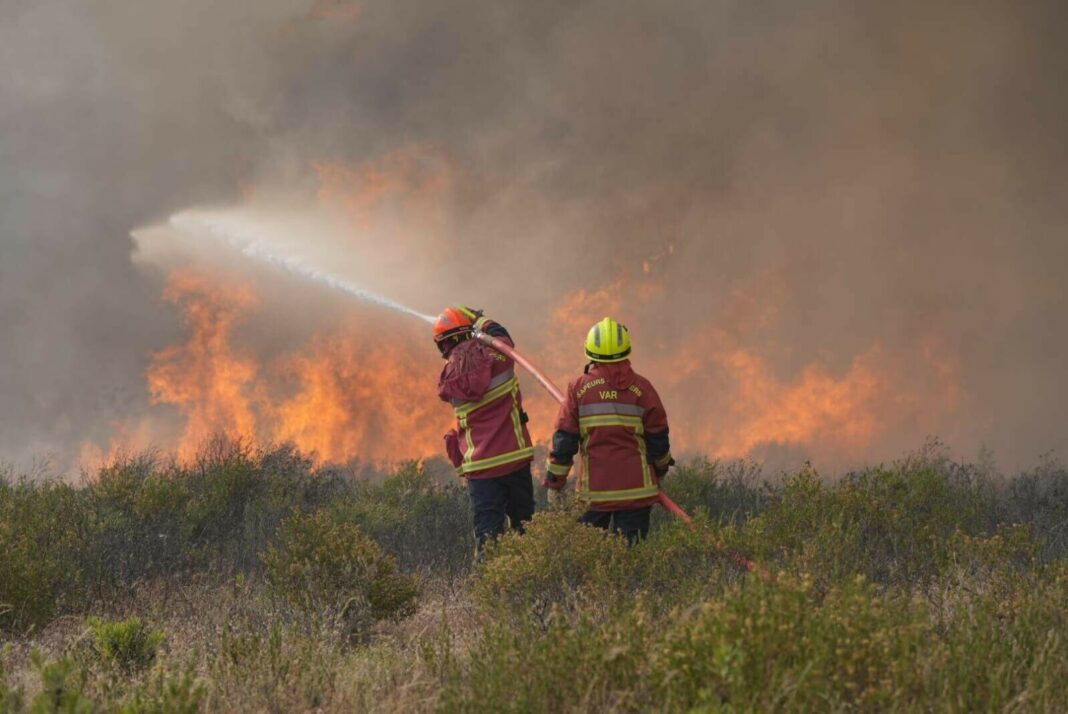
<box><xmin>537</xmin><ymin>279</ymin><xmax>965</xmax><ymax>465</ymax></box>
<box><xmin>97</xmin><ymin>264</ymin><xmax>964</xmax><ymax>470</ymax></box>
<box><xmin>266</xmin><ymin>329</ymin><xmax>441</xmax><ymax>463</ymax></box>
<box><xmin>147</xmin><ymin>270</ymin><xmax>260</xmax><ymax>460</ymax></box>
<box><xmin>313</xmin><ymin>147</ymin><xmax>453</xmax><ymax>232</ymax></box>
<box><xmin>131</xmin><ymin>268</ymin><xmax>442</xmax><ymax>465</ymax></box>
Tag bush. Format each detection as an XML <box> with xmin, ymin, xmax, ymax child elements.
<box><xmin>438</xmin><ymin>605</ymin><xmax>656</xmax><ymax>713</ymax></box>
<box><xmin>262</xmin><ymin>510</ymin><xmax>420</xmax><ymax>638</ymax></box>
<box><xmin>475</xmin><ymin>509</ymin><xmax>631</xmax><ymax>626</ymax></box>
<box><xmin>0</xmin><ymin>647</ymin><xmax>24</xmax><ymax>713</ymax></box>
<box><xmin>1003</xmin><ymin>455</ymin><xmax>1068</xmax><ymax>560</ymax></box>
<box><xmin>28</xmin><ymin>652</ymin><xmax>94</xmax><ymax>714</ymax></box>
<box><xmin>209</xmin><ymin>617</ymin><xmax>338</xmax><ymax>711</ymax></box>
<box><xmin>85</xmin><ymin>616</ymin><xmax>165</xmax><ymax>673</ymax></box>
<box><xmin>0</xmin><ymin>479</ymin><xmax>94</xmax><ymax>632</ymax></box>
<box><xmin>338</xmin><ymin>462</ymin><xmax>473</xmax><ymax>575</ymax></box>
<box><xmin>656</xmin><ymin>458</ymin><xmax>769</xmax><ymax>527</ymax></box>
<box><xmin>654</xmin><ymin>575</ymin><xmax>930</xmax><ymax>710</ymax></box>
<box><xmin>115</xmin><ymin>666</ymin><xmax>204</xmax><ymax>714</ymax></box>
<box><xmin>741</xmin><ymin>464</ymin><xmax>1001</xmax><ymax>586</ymax></box>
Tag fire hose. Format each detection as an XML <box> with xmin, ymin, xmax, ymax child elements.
<box><xmin>474</xmin><ymin>330</ymin><xmax>764</xmax><ymax>575</ymax></box>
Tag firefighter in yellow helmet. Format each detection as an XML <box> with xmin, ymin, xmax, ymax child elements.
<box><xmin>545</xmin><ymin>317</ymin><xmax>674</xmax><ymax>543</ymax></box>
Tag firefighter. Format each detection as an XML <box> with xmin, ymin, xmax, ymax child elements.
<box><xmin>435</xmin><ymin>305</ymin><xmax>536</xmax><ymax>550</ymax></box>
<box><xmin>544</xmin><ymin>317</ymin><xmax>673</xmax><ymax>544</ymax></box>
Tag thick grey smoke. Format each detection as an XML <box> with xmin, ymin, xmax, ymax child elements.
<box><xmin>1</xmin><ymin>0</ymin><xmax>1065</xmax><ymax>471</ymax></box>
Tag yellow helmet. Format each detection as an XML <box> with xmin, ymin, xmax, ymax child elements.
<box><xmin>585</xmin><ymin>317</ymin><xmax>632</xmax><ymax>363</ymax></box>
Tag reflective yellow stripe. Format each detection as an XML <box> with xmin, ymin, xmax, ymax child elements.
<box><xmin>508</xmin><ymin>384</ymin><xmax>526</xmax><ymax>449</ymax></box>
<box><xmin>461</xmin><ymin>414</ymin><xmax>476</xmax><ymax>463</ymax></box>
<box><xmin>574</xmin><ymin>411</ymin><xmax>654</xmax><ymax>501</ymax></box>
<box><xmin>654</xmin><ymin>451</ymin><xmax>673</xmax><ymax>468</ymax></box>
<box><xmin>580</xmin><ymin>433</ymin><xmax>591</xmax><ymax>494</ymax></box>
<box><xmin>546</xmin><ymin>461</ymin><xmax>571</xmax><ymax>477</ymax></box>
<box><xmin>579</xmin><ymin>485</ymin><xmax>660</xmax><ymax>502</ymax></box>
<box><xmin>578</xmin><ymin>414</ymin><xmax>644</xmax><ymax>434</ymax></box>
<box><xmin>459</xmin><ymin>446</ymin><xmax>535</xmax><ymax>474</ymax></box>
<box><xmin>634</xmin><ymin>429</ymin><xmax>652</xmax><ymax>490</ymax></box>
<box><xmin>473</xmin><ymin>316</ymin><xmax>490</xmax><ymax>331</ymax></box>
<box><xmin>454</xmin><ymin>377</ymin><xmax>519</xmax><ymax>417</ymax></box>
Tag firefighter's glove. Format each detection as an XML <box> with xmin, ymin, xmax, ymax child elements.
<box><xmin>443</xmin><ymin>429</ymin><xmax>464</xmax><ymax>469</ymax></box>
<box><xmin>654</xmin><ymin>456</ymin><xmax>676</xmax><ymax>481</ymax></box>
<box><xmin>542</xmin><ymin>473</ymin><xmax>567</xmax><ymax>491</ymax></box>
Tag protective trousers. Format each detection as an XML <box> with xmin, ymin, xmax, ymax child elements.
<box><xmin>580</xmin><ymin>506</ymin><xmax>652</xmax><ymax>545</ymax></box>
<box><xmin>467</xmin><ymin>463</ymin><xmax>535</xmax><ymax>551</ymax></box>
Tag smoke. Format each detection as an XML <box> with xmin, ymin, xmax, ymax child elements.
<box><xmin>1</xmin><ymin>0</ymin><xmax>1065</xmax><ymax>471</ymax></box>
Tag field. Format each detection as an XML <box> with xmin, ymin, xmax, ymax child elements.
<box><xmin>2</xmin><ymin>439</ymin><xmax>1068</xmax><ymax>712</ymax></box>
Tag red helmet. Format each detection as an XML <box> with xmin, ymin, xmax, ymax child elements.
<box><xmin>433</xmin><ymin>305</ymin><xmax>480</xmax><ymax>355</ymax></box>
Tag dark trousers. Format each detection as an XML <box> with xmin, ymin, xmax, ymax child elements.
<box><xmin>468</xmin><ymin>463</ymin><xmax>535</xmax><ymax>550</ymax></box>
<box><xmin>580</xmin><ymin>506</ymin><xmax>652</xmax><ymax>545</ymax></box>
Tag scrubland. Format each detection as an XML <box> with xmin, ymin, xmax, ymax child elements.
<box><xmin>2</xmin><ymin>439</ymin><xmax>1067</xmax><ymax>712</ymax></box>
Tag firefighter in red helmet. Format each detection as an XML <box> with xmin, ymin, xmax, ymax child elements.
<box><xmin>434</xmin><ymin>306</ymin><xmax>535</xmax><ymax>551</ymax></box>
<box><xmin>545</xmin><ymin>317</ymin><xmax>673</xmax><ymax>544</ymax></box>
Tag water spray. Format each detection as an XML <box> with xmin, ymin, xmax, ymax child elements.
<box><xmin>169</xmin><ymin>210</ymin><xmax>437</xmax><ymax>324</ymax></box>
<box><xmin>167</xmin><ymin>208</ymin><xmax>720</xmax><ymax>545</ymax></box>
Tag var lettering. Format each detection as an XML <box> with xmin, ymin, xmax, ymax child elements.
<box><xmin>599</xmin><ymin>390</ymin><xmax>618</xmax><ymax>400</ymax></box>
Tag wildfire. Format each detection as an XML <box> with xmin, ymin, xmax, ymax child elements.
<box><xmin>313</xmin><ymin>147</ymin><xmax>453</xmax><ymax>234</ymax></box>
<box><xmin>538</xmin><ymin>278</ymin><xmax>964</xmax><ymax>466</ymax></box>
<box><xmin>93</xmin><ymin>149</ymin><xmax>967</xmax><ymax>472</ymax></box>
<box><xmin>147</xmin><ymin>270</ymin><xmax>260</xmax><ymax>460</ymax></box>
<box><xmin>130</xmin><ymin>268</ymin><xmax>441</xmax><ymax>465</ymax></box>
<box><xmin>267</xmin><ymin>330</ymin><xmax>441</xmax><ymax>463</ymax></box>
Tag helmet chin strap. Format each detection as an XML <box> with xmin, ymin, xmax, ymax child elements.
<box><xmin>436</xmin><ymin>330</ymin><xmax>473</xmax><ymax>357</ymax></box>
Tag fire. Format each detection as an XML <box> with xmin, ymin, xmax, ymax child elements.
<box><xmin>267</xmin><ymin>330</ymin><xmax>442</xmax><ymax>463</ymax></box>
<box><xmin>535</xmin><ymin>280</ymin><xmax>964</xmax><ymax>466</ymax></box>
<box><xmin>147</xmin><ymin>270</ymin><xmax>260</xmax><ymax>460</ymax></box>
<box><xmin>97</xmin><ymin>265</ymin><xmax>963</xmax><ymax>470</ymax></box>
<box><xmin>313</xmin><ymin>147</ymin><xmax>453</xmax><ymax>233</ymax></box>
<box><xmin>97</xmin><ymin>150</ymin><xmax>966</xmax><ymax>471</ymax></box>
<box><xmin>138</xmin><ymin>269</ymin><xmax>442</xmax><ymax>465</ymax></box>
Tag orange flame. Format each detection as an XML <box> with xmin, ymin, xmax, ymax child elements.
<box><xmin>135</xmin><ymin>268</ymin><xmax>442</xmax><ymax>465</ymax></box>
<box><xmin>147</xmin><ymin>270</ymin><xmax>260</xmax><ymax>460</ymax></box>
<box><xmin>266</xmin><ymin>329</ymin><xmax>441</xmax><ymax>463</ymax></box>
<box><xmin>314</xmin><ymin>146</ymin><xmax>453</xmax><ymax>233</ymax></box>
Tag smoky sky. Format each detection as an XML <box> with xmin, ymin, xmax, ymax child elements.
<box><xmin>1</xmin><ymin>0</ymin><xmax>1066</xmax><ymax>471</ymax></box>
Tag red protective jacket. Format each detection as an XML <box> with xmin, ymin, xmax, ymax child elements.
<box><xmin>547</xmin><ymin>360</ymin><xmax>672</xmax><ymax>510</ymax></box>
<box><xmin>438</xmin><ymin>320</ymin><xmax>534</xmax><ymax>480</ymax></box>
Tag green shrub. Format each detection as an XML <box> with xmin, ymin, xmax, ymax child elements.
<box><xmin>209</xmin><ymin>617</ymin><xmax>339</xmax><ymax>711</ymax></box>
<box><xmin>0</xmin><ymin>479</ymin><xmax>94</xmax><ymax>632</ymax></box>
<box><xmin>656</xmin><ymin>458</ymin><xmax>769</xmax><ymax>527</ymax></box>
<box><xmin>438</xmin><ymin>606</ymin><xmax>656</xmax><ymax>713</ymax></box>
<box><xmin>928</xmin><ymin>563</ymin><xmax>1068</xmax><ymax>710</ymax></box>
<box><xmin>742</xmin><ymin>464</ymin><xmax>1001</xmax><ymax>586</ymax></box>
<box><xmin>653</xmin><ymin>575</ymin><xmax>931</xmax><ymax>710</ymax></box>
<box><xmin>338</xmin><ymin>462</ymin><xmax>473</xmax><ymax>575</ymax></box>
<box><xmin>29</xmin><ymin>651</ymin><xmax>94</xmax><ymax>714</ymax></box>
<box><xmin>85</xmin><ymin>617</ymin><xmax>165</xmax><ymax>673</ymax></box>
<box><xmin>115</xmin><ymin>666</ymin><xmax>204</xmax><ymax>714</ymax></box>
<box><xmin>262</xmin><ymin>510</ymin><xmax>420</xmax><ymax>638</ymax></box>
<box><xmin>1003</xmin><ymin>455</ymin><xmax>1068</xmax><ymax>560</ymax></box>
<box><xmin>0</xmin><ymin>647</ymin><xmax>24</xmax><ymax>713</ymax></box>
<box><xmin>475</xmin><ymin>509</ymin><xmax>632</xmax><ymax>626</ymax></box>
